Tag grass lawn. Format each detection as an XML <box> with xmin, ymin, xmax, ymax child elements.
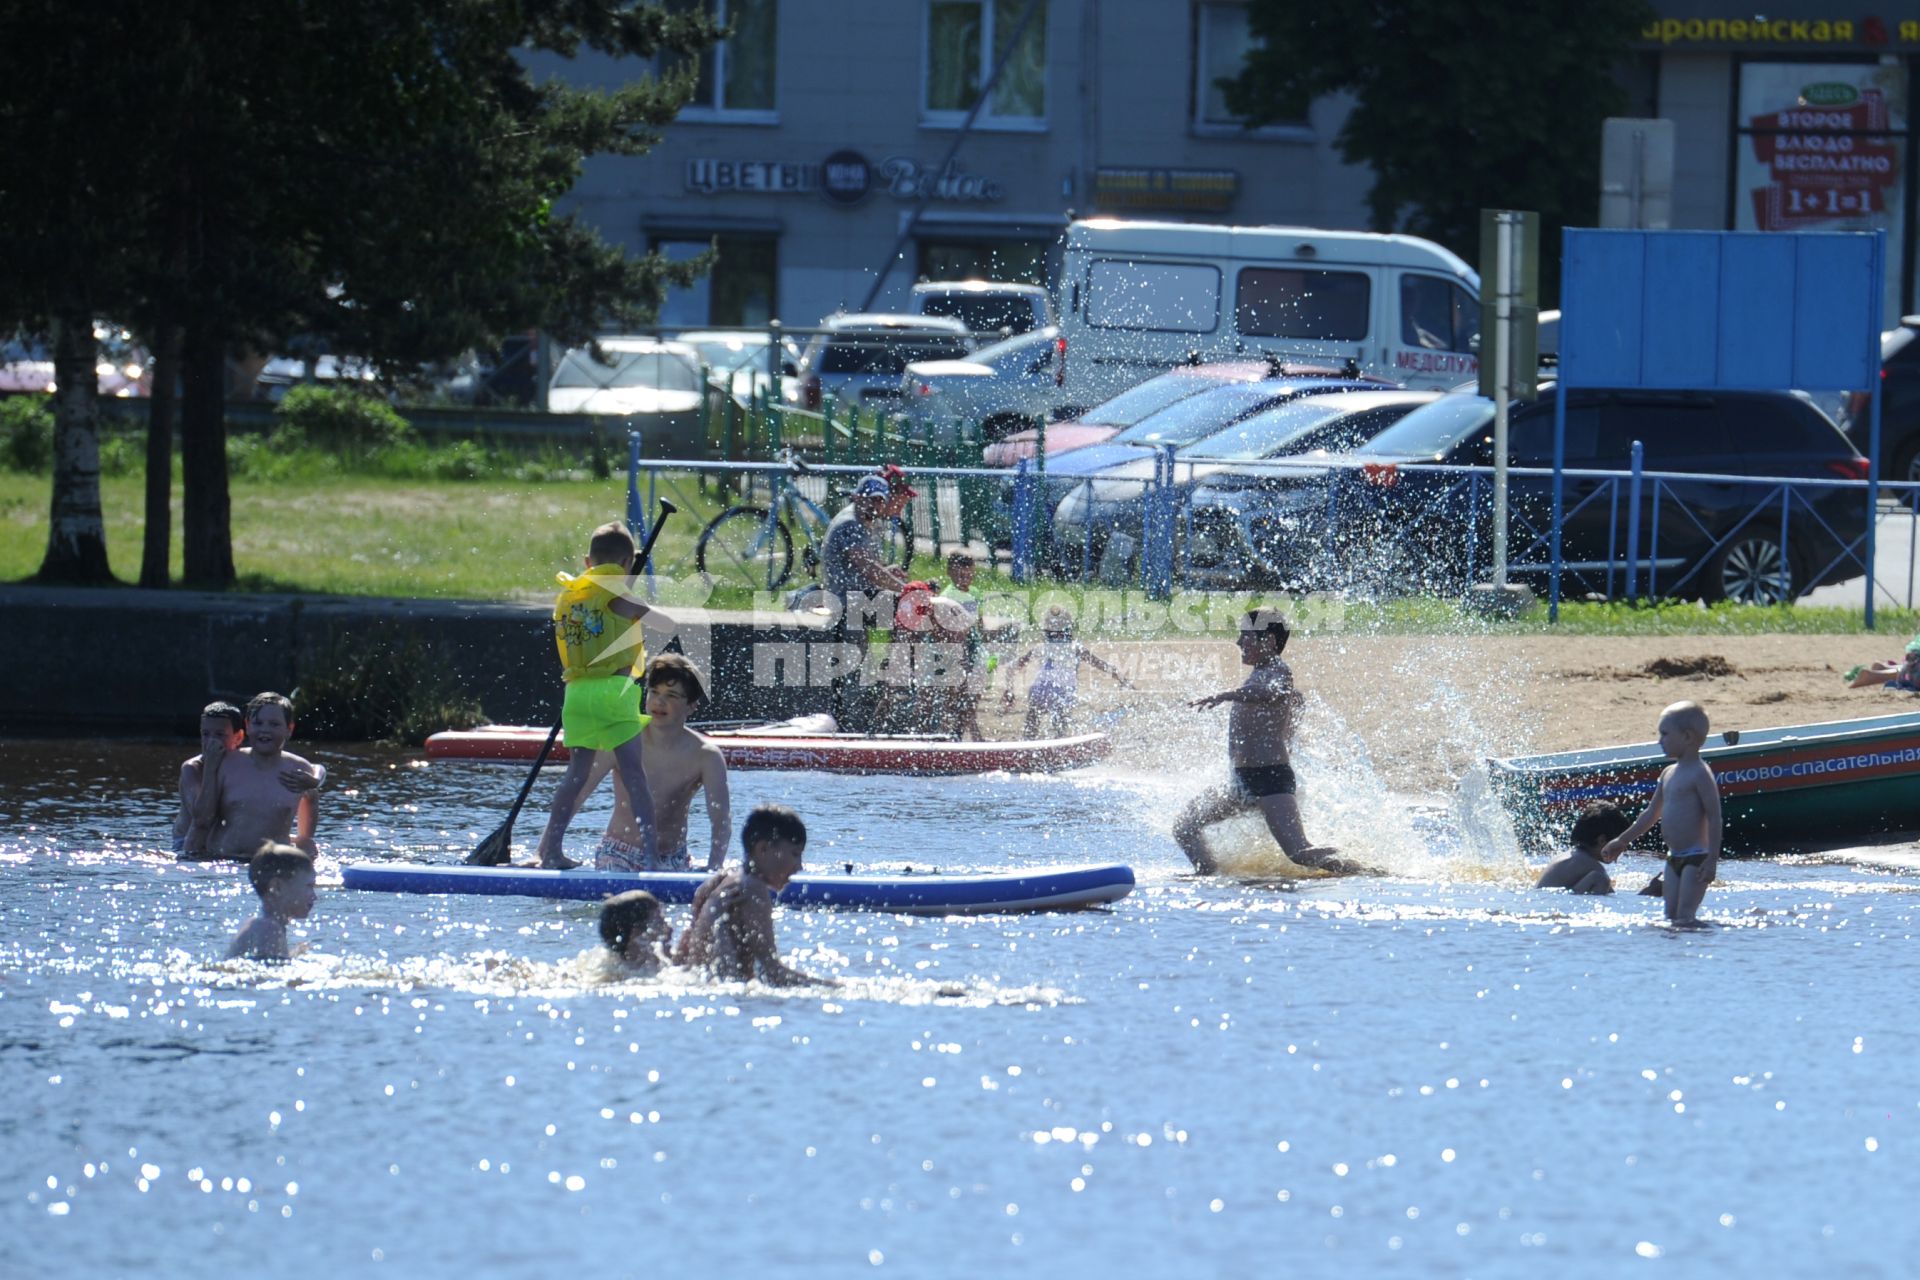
<box><xmin>4</xmin><ymin>468</ymin><xmax>1916</xmax><ymax>637</ymax></box>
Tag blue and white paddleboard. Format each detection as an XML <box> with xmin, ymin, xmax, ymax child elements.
<box><xmin>341</xmin><ymin>861</ymin><xmax>1134</xmax><ymax>915</ymax></box>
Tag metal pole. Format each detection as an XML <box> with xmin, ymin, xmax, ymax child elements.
<box><xmin>1492</xmin><ymin>211</ymin><xmax>1514</xmax><ymax>586</ymax></box>
<box><xmin>857</xmin><ymin>0</ymin><xmax>1045</xmax><ymax>312</ymax></box>
<box><xmin>1865</xmin><ymin>229</ymin><xmax>1886</xmax><ymax>629</ymax></box>
<box><xmin>1625</xmin><ymin>440</ymin><xmax>1643</xmax><ymax>599</ymax></box>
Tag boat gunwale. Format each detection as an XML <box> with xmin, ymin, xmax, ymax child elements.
<box><xmin>1488</xmin><ymin>711</ymin><xmax>1920</xmax><ymax>778</ymax></box>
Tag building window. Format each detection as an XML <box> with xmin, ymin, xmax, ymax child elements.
<box><xmin>653</xmin><ymin>235</ymin><xmax>778</xmax><ymax>327</ymax></box>
<box><xmin>918</xmin><ymin>238</ymin><xmax>1050</xmax><ymax>287</ymax></box>
<box><xmin>924</xmin><ymin>0</ymin><xmax>1047</xmax><ymax>128</ymax></box>
<box><xmin>668</xmin><ymin>0</ymin><xmax>777</xmax><ymax>120</ymax></box>
<box><xmin>1192</xmin><ymin>2</ymin><xmax>1304</xmax><ymax>134</ymax></box>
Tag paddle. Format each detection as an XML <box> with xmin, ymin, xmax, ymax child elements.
<box><xmin>466</xmin><ymin>500</ymin><xmax>678</xmax><ymax>866</ymax></box>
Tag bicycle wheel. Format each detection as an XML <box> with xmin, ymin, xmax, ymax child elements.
<box><xmin>697</xmin><ymin>506</ymin><xmax>794</xmax><ymax>592</ymax></box>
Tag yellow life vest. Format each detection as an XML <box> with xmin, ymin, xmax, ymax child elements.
<box><xmin>553</xmin><ymin>562</ymin><xmax>646</xmax><ymax>681</ymax></box>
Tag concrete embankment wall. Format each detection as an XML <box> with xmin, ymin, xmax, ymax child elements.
<box><xmin>0</xmin><ymin>586</ymin><xmax>832</xmax><ymax>737</ymax></box>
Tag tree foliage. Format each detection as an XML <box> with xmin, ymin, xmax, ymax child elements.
<box><xmin>1226</xmin><ymin>0</ymin><xmax>1653</xmax><ymax>299</ymax></box>
<box><xmin>0</xmin><ymin>0</ymin><xmax>720</xmax><ymax>586</ymax></box>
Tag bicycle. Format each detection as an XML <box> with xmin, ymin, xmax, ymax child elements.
<box><xmin>695</xmin><ymin>453</ymin><xmax>915</xmax><ymax>591</ymax></box>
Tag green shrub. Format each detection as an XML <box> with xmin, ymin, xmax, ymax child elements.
<box><xmin>97</xmin><ymin>433</ymin><xmax>144</xmax><ymax>477</ymax></box>
<box><xmin>293</xmin><ymin>623</ymin><xmax>487</xmax><ymax>744</ymax></box>
<box><xmin>0</xmin><ymin>396</ymin><xmax>53</xmax><ymax>471</ymax></box>
<box><xmin>276</xmin><ymin>385</ymin><xmax>412</xmax><ymax>451</ymax></box>
<box><xmin>421</xmin><ymin>439</ymin><xmax>491</xmax><ymax>481</ymax></box>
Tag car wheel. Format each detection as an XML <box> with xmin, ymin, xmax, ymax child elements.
<box><xmin>1704</xmin><ymin>532</ymin><xmax>1796</xmax><ymax>605</ymax></box>
<box><xmin>1895</xmin><ymin>435</ymin><xmax>1920</xmax><ymax>485</ymax></box>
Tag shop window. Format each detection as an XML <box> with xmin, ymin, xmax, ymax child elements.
<box><xmin>924</xmin><ymin>0</ymin><xmax>1047</xmax><ymax>128</ymax></box>
<box><xmin>652</xmin><ymin>236</ymin><xmax>778</xmax><ymax>327</ymax></box>
<box><xmin>1236</xmin><ymin>267</ymin><xmax>1368</xmax><ymax>340</ymax></box>
<box><xmin>1399</xmin><ymin>274</ymin><xmax>1480</xmax><ymax>353</ymax></box>
<box><xmin>667</xmin><ymin>0</ymin><xmax>777</xmax><ymax>119</ymax></box>
<box><xmin>918</xmin><ymin>239</ymin><xmax>1049</xmax><ymax>286</ymax></box>
<box><xmin>1192</xmin><ymin>2</ymin><xmax>1303</xmax><ymax>133</ymax></box>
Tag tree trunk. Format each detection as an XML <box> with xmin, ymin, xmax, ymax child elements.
<box><xmin>37</xmin><ymin>311</ymin><xmax>115</xmax><ymax>584</ymax></box>
<box><xmin>140</xmin><ymin>324</ymin><xmax>181</xmax><ymax>588</ymax></box>
<box><xmin>180</xmin><ymin>320</ymin><xmax>234</xmax><ymax>588</ymax></box>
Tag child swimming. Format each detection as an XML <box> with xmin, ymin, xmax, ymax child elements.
<box><xmin>228</xmin><ymin>843</ymin><xmax>317</xmax><ymax>960</ymax></box>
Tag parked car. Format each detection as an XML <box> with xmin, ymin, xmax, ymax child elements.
<box><xmin>253</xmin><ymin>353</ymin><xmax>381</xmax><ymax>402</ymax></box>
<box><xmin>0</xmin><ymin>335</ymin><xmax>54</xmax><ymax>394</ymax></box>
<box><xmin>673</xmin><ymin>328</ymin><xmax>800</xmax><ymax>408</ymax></box>
<box><xmin>1185</xmin><ymin>387</ymin><xmax>1872</xmax><ymax>602</ymax></box>
<box><xmin>993</xmin><ymin>373</ymin><xmax>1390</xmax><ymax>555</ymax></box>
<box><xmin>983</xmin><ymin>357</ymin><xmax>1389</xmax><ymax>466</ymax></box>
<box><xmin>547</xmin><ymin>336</ymin><xmax>707</xmax><ymax>455</ymax></box>
<box><xmin>784</xmin><ymin>314</ymin><xmax>972</xmax><ymax>411</ymax></box>
<box><xmin>901</xmin><ymin>325</ymin><xmax>1061</xmax><ymax>442</ymax></box>
<box><xmin>909</xmin><ymin>280</ymin><xmax>1055</xmax><ymax>337</ymax></box>
<box><xmin>1052</xmin><ymin>389</ymin><xmax>1439</xmax><ymax>566</ymax></box>
<box><xmin>1843</xmin><ymin>315</ymin><xmax>1920</xmax><ymax>481</ymax></box>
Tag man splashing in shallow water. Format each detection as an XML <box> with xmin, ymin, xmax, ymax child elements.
<box><xmin>1174</xmin><ymin>610</ymin><xmax>1367</xmax><ymax>877</ymax></box>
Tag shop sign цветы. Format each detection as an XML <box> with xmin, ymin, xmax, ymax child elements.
<box><xmin>685</xmin><ymin>152</ymin><xmax>1002</xmax><ymax>204</ymax></box>
<box><xmin>684</xmin><ymin>158</ymin><xmax>819</xmax><ymax>195</ymax></box>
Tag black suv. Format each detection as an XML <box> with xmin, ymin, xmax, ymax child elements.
<box><xmin>1190</xmin><ymin>387</ymin><xmax>1872</xmax><ymax>603</ymax></box>
<box><xmin>1845</xmin><ymin>317</ymin><xmax>1920</xmax><ymax>482</ymax></box>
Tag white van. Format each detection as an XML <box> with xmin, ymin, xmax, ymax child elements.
<box><xmin>1056</xmin><ymin>218</ymin><xmax>1481</xmax><ymax>412</ymax></box>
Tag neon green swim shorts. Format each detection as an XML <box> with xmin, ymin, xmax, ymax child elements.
<box><xmin>561</xmin><ymin>675</ymin><xmax>645</xmax><ymax>751</ymax></box>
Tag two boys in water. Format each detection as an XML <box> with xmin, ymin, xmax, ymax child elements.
<box><xmin>177</xmin><ymin>692</ymin><xmax>323</xmax><ymax>861</ymax></box>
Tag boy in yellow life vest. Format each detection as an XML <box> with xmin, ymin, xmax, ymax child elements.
<box><xmin>533</xmin><ymin>520</ymin><xmax>659</xmax><ymax>869</ymax></box>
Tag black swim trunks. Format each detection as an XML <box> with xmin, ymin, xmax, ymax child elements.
<box><xmin>1233</xmin><ymin>762</ymin><xmax>1297</xmax><ymax>798</ymax></box>
<box><xmin>1666</xmin><ymin>850</ymin><xmax>1709</xmax><ymax>875</ymax></box>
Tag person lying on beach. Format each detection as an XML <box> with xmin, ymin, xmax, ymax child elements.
<box><xmin>1600</xmin><ymin>700</ymin><xmax>1724</xmax><ymax>927</ymax></box>
<box><xmin>1534</xmin><ymin>802</ymin><xmax>1633</xmax><ymax>894</ymax></box>
<box><xmin>191</xmin><ymin>692</ymin><xmax>323</xmax><ymax>861</ymax></box>
<box><xmin>174</xmin><ymin>701</ymin><xmax>245</xmax><ymax>855</ymax></box>
<box><xmin>1845</xmin><ymin>636</ymin><xmax>1920</xmax><ymax>692</ymax></box>
<box><xmin>676</xmin><ymin>803</ymin><xmax>835</xmax><ymax>986</ymax></box>
<box><xmin>228</xmin><ymin>843</ymin><xmax>317</xmax><ymax>961</ymax></box>
<box><xmin>1174</xmin><ymin>610</ymin><xmax>1368</xmax><ymax>877</ymax></box>
<box><xmin>573</xmin><ymin>654</ymin><xmax>732</xmax><ymax>872</ymax></box>
<box><xmin>999</xmin><ymin>606</ymin><xmax>1133</xmax><ymax>738</ymax></box>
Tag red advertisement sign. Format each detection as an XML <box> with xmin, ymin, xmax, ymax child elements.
<box><xmin>1747</xmin><ymin>90</ymin><xmax>1900</xmax><ymax>229</ymax></box>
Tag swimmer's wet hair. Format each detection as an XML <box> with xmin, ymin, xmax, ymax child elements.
<box><xmin>245</xmin><ymin>691</ymin><xmax>295</xmax><ymax>724</ymax></box>
<box><xmin>1242</xmin><ymin>608</ymin><xmax>1290</xmax><ymax>652</ymax></box>
<box><xmin>247</xmin><ymin>842</ymin><xmax>313</xmax><ymax>894</ymax></box>
<box><xmin>589</xmin><ymin>520</ymin><xmax>636</xmax><ymax>565</ymax></box>
<box><xmin>645</xmin><ymin>652</ymin><xmax>708</xmax><ymax>708</ymax></box>
<box><xmin>202</xmin><ymin>701</ymin><xmax>244</xmax><ymax>732</ymax></box>
<box><xmin>741</xmin><ymin>803</ymin><xmax>806</xmax><ymax>851</ymax></box>
<box><xmin>1570</xmin><ymin>802</ymin><xmax>1632</xmax><ymax>850</ymax></box>
<box><xmin>599</xmin><ymin>890</ymin><xmax>663</xmax><ymax>954</ymax></box>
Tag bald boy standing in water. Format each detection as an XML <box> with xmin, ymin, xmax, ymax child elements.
<box><xmin>1601</xmin><ymin>700</ymin><xmax>1723</xmax><ymax>927</ymax></box>
<box><xmin>1174</xmin><ymin>610</ymin><xmax>1365</xmax><ymax>876</ymax></box>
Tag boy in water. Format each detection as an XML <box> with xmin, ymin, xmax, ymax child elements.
<box><xmin>599</xmin><ymin>890</ymin><xmax>674</xmax><ymax>974</ymax></box>
<box><xmin>1173</xmin><ymin>610</ymin><xmax>1364</xmax><ymax>876</ymax></box>
<box><xmin>227</xmin><ymin>843</ymin><xmax>317</xmax><ymax>960</ymax></box>
<box><xmin>530</xmin><ymin>520</ymin><xmax>660</xmax><ymax>870</ymax></box>
<box><xmin>174</xmin><ymin>701</ymin><xmax>245</xmax><ymax>855</ymax></box>
<box><xmin>1534</xmin><ymin>802</ymin><xmax>1633</xmax><ymax>894</ymax></box>
<box><xmin>677</xmin><ymin>804</ymin><xmax>834</xmax><ymax>986</ymax></box>
<box><xmin>191</xmin><ymin>693</ymin><xmax>322</xmax><ymax>861</ymax></box>
<box><xmin>1000</xmin><ymin>605</ymin><xmax>1132</xmax><ymax>737</ymax></box>
<box><xmin>1600</xmin><ymin>700</ymin><xmax>1724</xmax><ymax>927</ymax></box>
<box><xmin>582</xmin><ymin>654</ymin><xmax>732</xmax><ymax>871</ymax></box>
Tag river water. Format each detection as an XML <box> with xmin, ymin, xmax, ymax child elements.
<box><xmin>3</xmin><ymin>727</ymin><xmax>1918</xmax><ymax>1278</ymax></box>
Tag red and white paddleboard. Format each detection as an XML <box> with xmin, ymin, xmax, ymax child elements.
<box><xmin>423</xmin><ymin>723</ymin><xmax>1111</xmax><ymax>776</ymax></box>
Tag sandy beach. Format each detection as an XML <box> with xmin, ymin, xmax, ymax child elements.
<box><xmin>984</xmin><ymin>631</ymin><xmax>1920</xmax><ymax>793</ymax></box>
